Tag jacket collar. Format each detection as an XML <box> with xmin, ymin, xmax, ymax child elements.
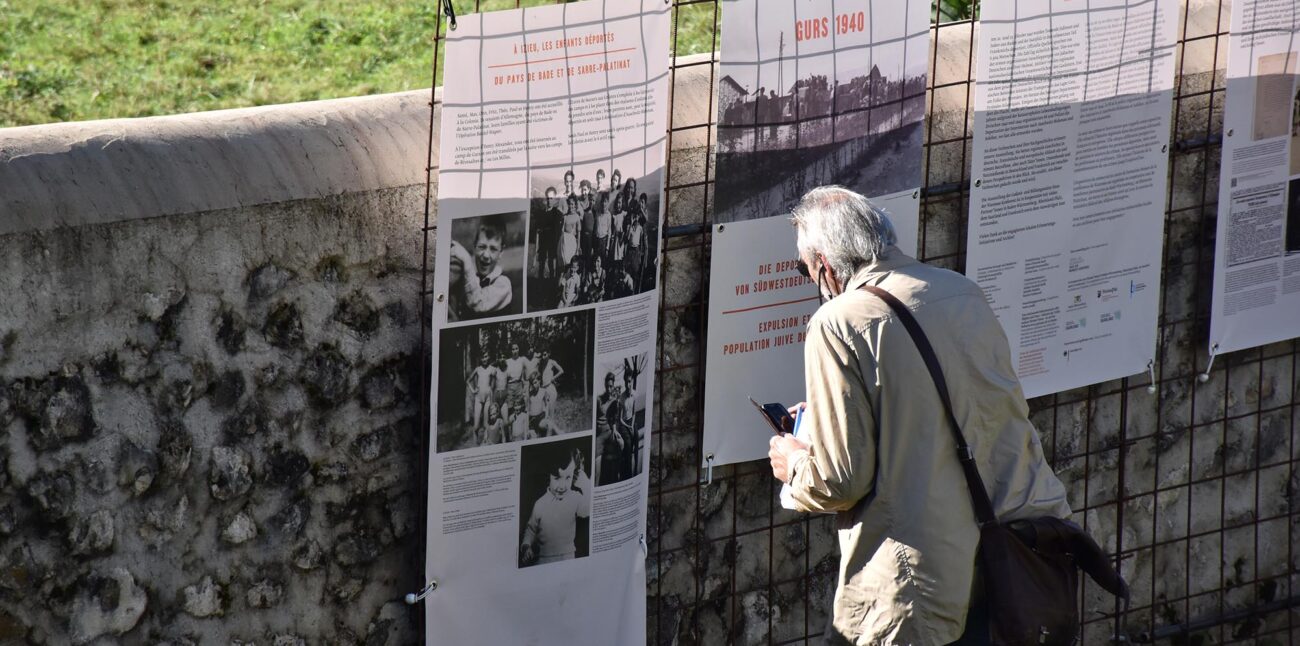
<box><xmin>842</xmin><ymin>246</ymin><xmax>918</xmax><ymax>293</ymax></box>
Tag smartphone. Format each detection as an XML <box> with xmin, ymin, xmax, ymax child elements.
<box><xmin>749</xmin><ymin>396</ymin><xmax>795</xmax><ymax>434</ymax></box>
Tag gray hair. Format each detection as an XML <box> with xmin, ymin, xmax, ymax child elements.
<box><xmin>790</xmin><ymin>186</ymin><xmax>897</xmax><ymax>279</ymax></box>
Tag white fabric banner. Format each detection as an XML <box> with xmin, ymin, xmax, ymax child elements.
<box><xmin>1209</xmin><ymin>0</ymin><xmax>1300</xmax><ymax>355</ymax></box>
<box><xmin>966</xmin><ymin>0</ymin><xmax>1178</xmax><ymax>398</ymax></box>
<box><xmin>427</xmin><ymin>2</ymin><xmax>669</xmax><ymax>644</ymax></box>
<box><xmin>701</xmin><ymin>0</ymin><xmax>927</xmax><ymax>467</ymax></box>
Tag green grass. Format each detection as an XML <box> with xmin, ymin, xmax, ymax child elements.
<box><xmin>1</xmin><ymin>0</ymin><xmax>445</xmax><ymax>127</ymax></box>
<box><xmin>0</xmin><ymin>0</ymin><xmax>968</xmax><ymax>128</ymax></box>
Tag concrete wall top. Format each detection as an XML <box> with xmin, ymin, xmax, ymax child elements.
<box><xmin>0</xmin><ymin>90</ymin><xmax>438</xmax><ymax>236</ymax></box>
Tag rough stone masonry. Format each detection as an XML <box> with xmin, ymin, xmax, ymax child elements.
<box><xmin>0</xmin><ymin>92</ymin><xmax>430</xmax><ymax>644</ymax></box>
<box><xmin>0</xmin><ymin>188</ymin><xmax>427</xmax><ymax>643</ymax></box>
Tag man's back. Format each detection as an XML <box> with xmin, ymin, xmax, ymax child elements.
<box><xmin>785</xmin><ymin>248</ymin><xmax>1070</xmax><ymax>646</ymax></box>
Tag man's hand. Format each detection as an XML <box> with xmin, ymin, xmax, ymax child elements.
<box><xmin>768</xmin><ymin>433</ymin><xmax>809</xmax><ymax>484</ymax></box>
<box><xmin>448</xmin><ymin>240</ymin><xmax>470</xmax><ymax>284</ymax></box>
<box><xmin>449</xmin><ymin>240</ymin><xmax>473</xmax><ymax>273</ymax></box>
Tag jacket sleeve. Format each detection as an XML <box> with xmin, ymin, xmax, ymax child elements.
<box><xmin>786</xmin><ymin>318</ymin><xmax>877</xmax><ymax>513</ymax></box>
<box><xmin>463</xmin><ymin>275</ymin><xmax>512</xmax><ymax>314</ymax></box>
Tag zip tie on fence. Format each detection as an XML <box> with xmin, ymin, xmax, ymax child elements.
<box><xmin>1197</xmin><ymin>344</ymin><xmax>1219</xmax><ymax>384</ymax></box>
<box><xmin>404</xmin><ymin>579</ymin><xmax>439</xmax><ymax>605</ymax></box>
<box><xmin>700</xmin><ymin>453</ymin><xmax>715</xmax><ymax>486</ymax></box>
<box><xmin>442</xmin><ymin>0</ymin><xmax>458</xmax><ymax>31</ymax></box>
<box><xmin>639</xmin><ymin>533</ymin><xmax>648</xmax><ymax>558</ymax></box>
<box><xmin>1146</xmin><ymin>359</ymin><xmax>1157</xmax><ymax>395</ymax></box>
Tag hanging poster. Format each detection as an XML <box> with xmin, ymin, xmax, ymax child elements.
<box><xmin>966</xmin><ymin>0</ymin><xmax>1178</xmax><ymax>398</ymax></box>
<box><xmin>701</xmin><ymin>0</ymin><xmax>928</xmax><ymax>467</ymax></box>
<box><xmin>427</xmin><ymin>1</ymin><xmax>668</xmax><ymax>644</ymax></box>
<box><xmin>1209</xmin><ymin>0</ymin><xmax>1300</xmax><ymax>355</ymax></box>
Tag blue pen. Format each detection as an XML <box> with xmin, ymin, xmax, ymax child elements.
<box><xmin>792</xmin><ymin>404</ymin><xmax>804</xmax><ymax>437</ymax></box>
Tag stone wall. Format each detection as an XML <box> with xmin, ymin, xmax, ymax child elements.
<box><xmin>0</xmin><ymin>95</ymin><xmax>430</xmax><ymax>643</ymax></box>
<box><xmin>0</xmin><ymin>4</ymin><xmax>1297</xmax><ymax>643</ymax></box>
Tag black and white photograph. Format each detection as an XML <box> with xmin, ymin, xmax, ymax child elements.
<box><xmin>447</xmin><ymin>211</ymin><xmax>527</xmax><ymax>322</ymax></box>
<box><xmin>593</xmin><ymin>352</ymin><xmax>649</xmax><ymax>486</ymax></box>
<box><xmin>1287</xmin><ymin>178</ymin><xmax>1300</xmax><ymax>254</ymax></box>
<box><xmin>525</xmin><ymin>164</ymin><xmax>661</xmax><ymax>311</ymax></box>
<box><xmin>1251</xmin><ymin>52</ymin><xmax>1297</xmax><ymax>141</ymax></box>
<box><xmin>713</xmin><ymin>0</ymin><xmax>926</xmax><ymax>223</ymax></box>
<box><xmin>518</xmin><ymin>435</ymin><xmax>592</xmax><ymax>568</ymax></box>
<box><xmin>1290</xmin><ymin>84</ymin><xmax>1300</xmax><ymax>175</ymax></box>
<box><xmin>436</xmin><ymin>310</ymin><xmax>596</xmax><ymax>452</ymax></box>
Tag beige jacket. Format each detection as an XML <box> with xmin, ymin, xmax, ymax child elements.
<box><xmin>785</xmin><ymin>248</ymin><xmax>1071</xmax><ymax>646</ymax></box>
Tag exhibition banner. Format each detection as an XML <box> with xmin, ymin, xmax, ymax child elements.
<box><xmin>1209</xmin><ymin>0</ymin><xmax>1300</xmax><ymax>354</ymax></box>
<box><xmin>967</xmin><ymin>0</ymin><xmax>1178</xmax><ymax>398</ymax></box>
<box><xmin>701</xmin><ymin>0</ymin><xmax>928</xmax><ymax>467</ymax></box>
<box><xmin>428</xmin><ymin>2</ymin><xmax>669</xmax><ymax>643</ymax></box>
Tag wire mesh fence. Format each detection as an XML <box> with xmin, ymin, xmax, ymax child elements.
<box><xmin>419</xmin><ymin>1</ymin><xmax>1300</xmax><ymax>643</ymax></box>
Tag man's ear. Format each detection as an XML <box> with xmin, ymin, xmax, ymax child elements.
<box><xmin>819</xmin><ymin>254</ymin><xmax>844</xmax><ymax>294</ymax></box>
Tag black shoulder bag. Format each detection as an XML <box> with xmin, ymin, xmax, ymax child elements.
<box><xmin>860</xmin><ymin>284</ymin><xmax>1130</xmax><ymax>646</ymax></box>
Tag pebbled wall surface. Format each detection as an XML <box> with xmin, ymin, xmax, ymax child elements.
<box><xmin>0</xmin><ymin>93</ymin><xmax>431</xmax><ymax>644</ymax></box>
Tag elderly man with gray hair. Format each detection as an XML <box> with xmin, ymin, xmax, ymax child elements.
<box><xmin>767</xmin><ymin>186</ymin><xmax>1071</xmax><ymax>645</ymax></box>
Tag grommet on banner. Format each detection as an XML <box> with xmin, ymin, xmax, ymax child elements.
<box><xmin>1197</xmin><ymin>344</ymin><xmax>1219</xmax><ymax>383</ymax></box>
<box><xmin>442</xmin><ymin>0</ymin><xmax>458</xmax><ymax>30</ymax></box>
<box><xmin>700</xmin><ymin>453</ymin><xmax>715</xmax><ymax>486</ymax></box>
<box><xmin>404</xmin><ymin>579</ymin><xmax>438</xmax><ymax>605</ymax></box>
<box><xmin>1145</xmin><ymin>360</ymin><xmax>1157</xmax><ymax>394</ymax></box>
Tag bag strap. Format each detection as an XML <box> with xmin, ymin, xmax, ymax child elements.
<box><xmin>858</xmin><ymin>284</ymin><xmax>998</xmax><ymax>527</ymax></box>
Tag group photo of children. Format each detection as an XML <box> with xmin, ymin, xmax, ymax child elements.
<box><xmin>594</xmin><ymin>352</ymin><xmax>649</xmax><ymax>486</ymax></box>
<box><xmin>525</xmin><ymin>166</ymin><xmax>662</xmax><ymax>311</ymax></box>
<box><xmin>435</xmin><ymin>310</ymin><xmax>596</xmax><ymax>453</ymax></box>
<box><xmin>517</xmin><ymin>436</ymin><xmax>592</xmax><ymax>568</ymax></box>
